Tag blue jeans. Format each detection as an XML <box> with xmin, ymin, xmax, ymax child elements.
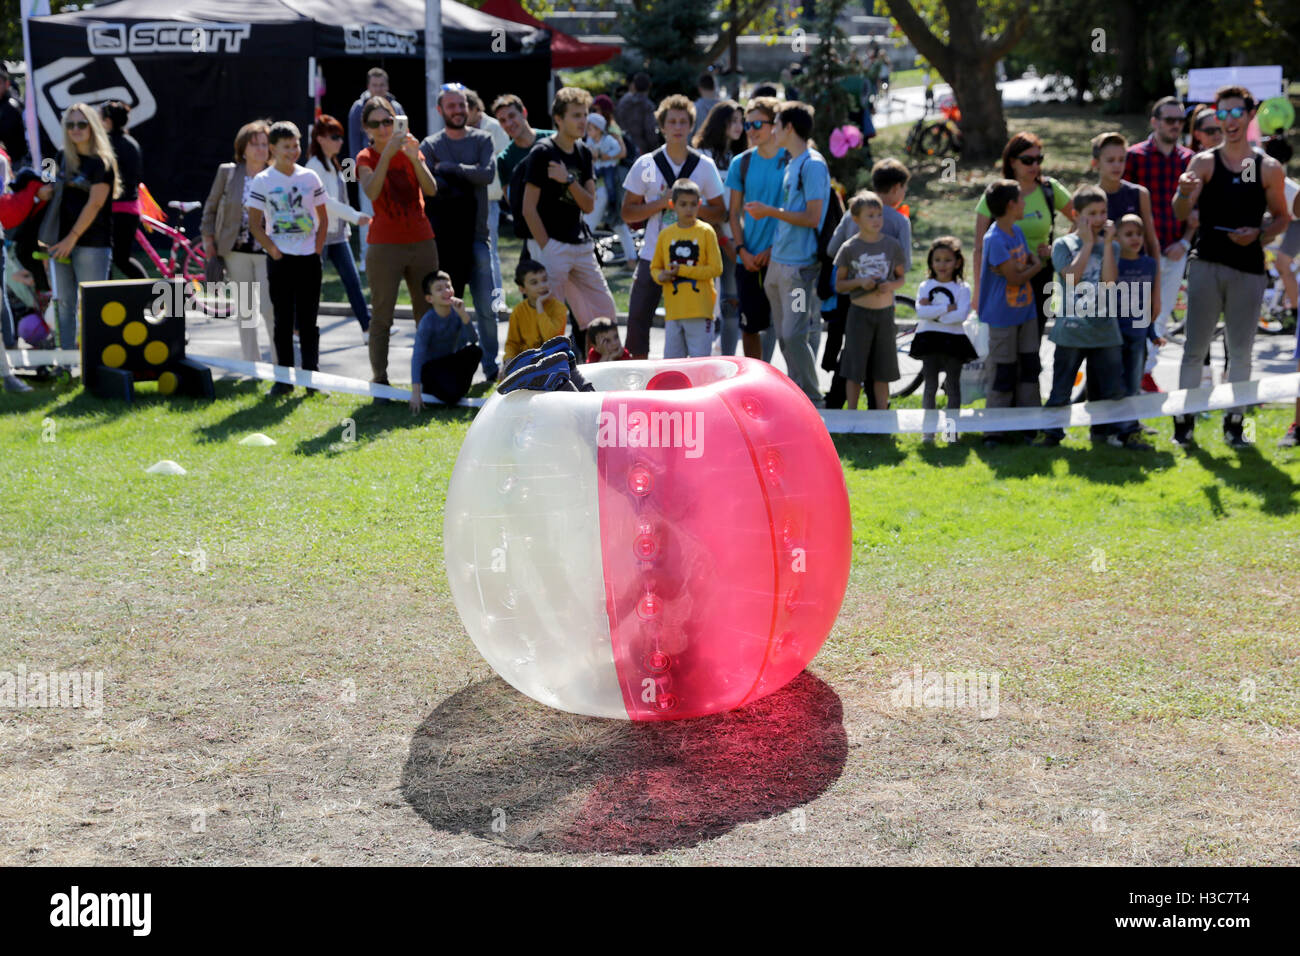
<box><xmin>1044</xmin><ymin>343</ymin><xmax>1128</xmax><ymax>441</ymax></box>
<box><xmin>718</xmin><ymin>253</ymin><xmax>740</xmax><ymax>356</ymax></box>
<box><xmin>1</xmin><ymin>243</ymin><xmax>15</xmax><ymax>349</ymax></box>
<box><xmin>53</xmin><ymin>245</ymin><xmax>111</xmax><ymax>350</ymax></box>
<box><xmin>469</xmin><ymin>236</ymin><xmax>499</xmax><ymax>378</ymax></box>
<box><xmin>325</xmin><ymin>240</ymin><xmax>370</xmax><ymax>331</ymax></box>
<box><xmin>487</xmin><ymin>201</ymin><xmax>504</xmax><ymax>312</ymax></box>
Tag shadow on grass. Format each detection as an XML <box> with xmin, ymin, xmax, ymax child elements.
<box><xmin>970</xmin><ymin>437</ymin><xmax>1176</xmax><ymax>485</ymax></box>
<box><xmin>1189</xmin><ymin>445</ymin><xmax>1297</xmax><ymax>516</ymax></box>
<box><xmin>401</xmin><ymin>670</ymin><xmax>847</xmax><ymax>856</ymax></box>
<box><xmin>834</xmin><ymin>433</ymin><xmax>908</xmax><ymax>470</ymax></box>
<box><xmin>194</xmin><ymin>383</ymin><xmax>305</xmax><ymax>443</ymax></box>
<box><xmin>294</xmin><ymin>399</ymin><xmax>477</xmax><ymax>455</ymax></box>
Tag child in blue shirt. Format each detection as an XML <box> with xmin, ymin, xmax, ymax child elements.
<box><xmin>977</xmin><ymin>179</ymin><xmax>1046</xmax><ymax>442</ymax></box>
<box><xmin>410</xmin><ymin>270</ymin><xmax>482</xmax><ymax>411</ymax></box>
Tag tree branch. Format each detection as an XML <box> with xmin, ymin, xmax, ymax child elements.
<box><xmin>885</xmin><ymin>0</ymin><xmax>953</xmax><ymax>76</ymax></box>
<box><xmin>696</xmin><ymin>0</ymin><xmax>777</xmax><ymax>65</ymax></box>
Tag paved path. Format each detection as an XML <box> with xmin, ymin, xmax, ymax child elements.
<box><xmin>186</xmin><ymin>308</ymin><xmax>1296</xmax><ymax>402</ymax></box>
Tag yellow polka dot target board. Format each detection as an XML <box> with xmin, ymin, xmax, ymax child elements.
<box><xmin>79</xmin><ymin>280</ymin><xmax>214</xmax><ymax>402</ymax></box>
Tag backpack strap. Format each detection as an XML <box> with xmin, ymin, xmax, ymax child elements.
<box><xmin>738</xmin><ymin>149</ymin><xmax>752</xmax><ymax>194</ymax></box>
<box><xmin>1043</xmin><ymin>176</ymin><xmax>1058</xmax><ymax>243</ymax></box>
<box><xmin>652</xmin><ymin>146</ymin><xmax>702</xmax><ymax>190</ymax></box>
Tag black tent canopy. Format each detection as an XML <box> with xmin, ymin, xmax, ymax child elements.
<box><xmin>28</xmin><ymin>0</ymin><xmax>551</xmax><ymax>207</ymax></box>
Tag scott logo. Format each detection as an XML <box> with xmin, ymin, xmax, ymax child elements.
<box><xmin>344</xmin><ymin>25</ymin><xmax>418</xmax><ymax>56</ymax></box>
<box><xmin>87</xmin><ymin>22</ymin><xmax>252</xmax><ymax>55</ymax></box>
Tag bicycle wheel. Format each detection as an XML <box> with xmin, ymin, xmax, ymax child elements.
<box><xmin>891</xmin><ymin>294</ymin><xmax>925</xmax><ymax>398</ymax></box>
<box><xmin>916</xmin><ymin>123</ymin><xmax>952</xmax><ymax>158</ymax></box>
<box><xmin>182</xmin><ymin>247</ymin><xmax>234</xmax><ymax>318</ymax></box>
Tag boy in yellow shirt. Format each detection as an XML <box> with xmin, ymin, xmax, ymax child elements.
<box><xmin>504</xmin><ymin>260</ymin><xmax>570</xmax><ymax>365</ymax></box>
<box><xmin>651</xmin><ymin>179</ymin><xmax>723</xmax><ymax>357</ymax></box>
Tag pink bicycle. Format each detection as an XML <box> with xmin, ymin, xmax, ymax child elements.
<box><xmin>126</xmin><ymin>199</ymin><xmax>232</xmax><ymax>317</ymax></box>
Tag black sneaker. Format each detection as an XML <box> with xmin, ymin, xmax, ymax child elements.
<box><xmin>1279</xmin><ymin>422</ymin><xmax>1299</xmax><ymax>448</ymax></box>
<box><xmin>1033</xmin><ymin>432</ymin><xmax>1062</xmax><ymax>447</ymax></box>
<box><xmin>1223</xmin><ymin>412</ymin><xmax>1249</xmax><ymax>449</ymax></box>
<box><xmin>371</xmin><ymin>377</ymin><xmax>394</xmax><ymax>405</ymax></box>
<box><xmin>270</xmin><ymin>381</ymin><xmax>293</xmax><ymax>397</ymax></box>
<box><xmin>1108</xmin><ymin>432</ymin><xmax>1153</xmax><ymax>451</ymax></box>
<box><xmin>1172</xmin><ymin>415</ymin><xmax>1196</xmax><ymax>448</ymax></box>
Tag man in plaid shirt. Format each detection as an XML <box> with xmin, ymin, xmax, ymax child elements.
<box><xmin>1124</xmin><ymin>96</ymin><xmax>1196</xmax><ymax>387</ymax></box>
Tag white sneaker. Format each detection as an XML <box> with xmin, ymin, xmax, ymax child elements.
<box><xmin>363</xmin><ymin>332</ymin><xmax>370</xmax><ymax>346</ymax></box>
<box><xmin>3</xmin><ymin>374</ymin><xmax>32</xmax><ymax>393</ymax></box>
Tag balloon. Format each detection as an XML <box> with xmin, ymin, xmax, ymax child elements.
<box><xmin>829</xmin><ymin>124</ymin><xmax>863</xmax><ymax>158</ymax></box>
<box><xmin>1257</xmin><ymin>97</ymin><xmax>1294</xmax><ymax>135</ymax></box>
<box><xmin>444</xmin><ymin>357</ymin><xmax>853</xmax><ymax>721</ymax></box>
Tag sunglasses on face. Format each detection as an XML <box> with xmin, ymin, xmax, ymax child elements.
<box><xmin>323</xmin><ymin>133</ymin><xmax>343</xmax><ymax>141</ymax></box>
<box><xmin>744</xmin><ymin>120</ymin><xmax>771</xmax><ymax>130</ymax></box>
<box><xmin>1158</xmin><ymin>115</ymin><xmax>1184</xmax><ymax>124</ymax></box>
<box><xmin>65</xmin><ymin>120</ymin><xmax>89</xmax><ymax>131</ymax></box>
<box><xmin>1215</xmin><ymin>106</ymin><xmax>1247</xmax><ymax>120</ymax></box>
<box><xmin>1017</xmin><ymin>154</ymin><xmax>1043</xmax><ymax>165</ymax></box>
<box><xmin>365</xmin><ymin>117</ymin><xmax>395</xmax><ymax>129</ymax></box>
<box><xmin>1198</xmin><ymin>125</ymin><xmax>1222</xmax><ymax>136</ymax></box>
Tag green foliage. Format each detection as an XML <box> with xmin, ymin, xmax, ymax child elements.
<box><xmin>556</xmin><ymin>63</ymin><xmax>625</xmax><ymax>96</ymax></box>
<box><xmin>615</xmin><ymin>0</ymin><xmax>716</xmax><ymax>98</ymax></box>
<box><xmin>803</xmin><ymin>0</ymin><xmax>860</xmax><ymax>183</ymax></box>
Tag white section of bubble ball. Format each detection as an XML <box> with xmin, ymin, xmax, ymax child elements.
<box><xmin>444</xmin><ymin>387</ymin><xmax>626</xmax><ymax>718</ymax></box>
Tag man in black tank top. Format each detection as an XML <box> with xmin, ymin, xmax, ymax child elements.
<box><xmin>1171</xmin><ymin>85</ymin><xmax>1291</xmax><ymax>447</ymax></box>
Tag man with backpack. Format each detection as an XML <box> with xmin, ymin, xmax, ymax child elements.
<box><xmin>620</xmin><ymin>95</ymin><xmax>727</xmax><ymax>359</ymax></box>
<box><xmin>726</xmin><ymin>96</ymin><xmax>787</xmax><ymax>361</ymax></box>
<box><xmin>742</xmin><ymin>102</ymin><xmax>831</xmax><ymax>403</ymax></box>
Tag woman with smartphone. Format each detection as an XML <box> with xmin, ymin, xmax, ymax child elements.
<box><xmin>355</xmin><ymin>96</ymin><xmax>438</xmax><ymax>391</ymax></box>
<box><xmin>306</xmin><ymin>114</ymin><xmax>372</xmax><ymax>340</ymax></box>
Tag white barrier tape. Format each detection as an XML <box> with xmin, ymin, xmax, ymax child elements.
<box><xmin>190</xmin><ymin>353</ymin><xmax>486</xmax><ymax>407</ymax></box>
<box><xmin>5</xmin><ymin>349</ymin><xmax>80</xmax><ymax>367</ymax></box>
<box><xmin>820</xmin><ymin>373</ymin><xmax>1300</xmax><ymax>434</ymax></box>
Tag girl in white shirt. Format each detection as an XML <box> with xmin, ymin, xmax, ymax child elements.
<box><xmin>911</xmin><ymin>236</ymin><xmax>975</xmax><ymax>438</ymax></box>
<box><xmin>306</xmin><ymin>115</ymin><xmax>372</xmax><ymax>338</ymax></box>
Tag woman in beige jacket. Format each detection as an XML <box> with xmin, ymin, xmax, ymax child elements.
<box><xmin>201</xmin><ymin>120</ymin><xmax>274</xmax><ymax>362</ymax></box>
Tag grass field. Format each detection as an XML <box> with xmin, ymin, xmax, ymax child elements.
<box><xmin>1</xmin><ymin>380</ymin><xmax>1297</xmax><ymax>864</ymax></box>
<box><xmin>4</xmin><ymin>103</ymin><xmax>1298</xmax><ymax>865</ymax></box>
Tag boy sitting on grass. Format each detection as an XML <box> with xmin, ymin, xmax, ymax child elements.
<box><xmin>832</xmin><ymin>190</ymin><xmax>906</xmax><ymax>410</ymax></box>
<box><xmin>504</xmin><ymin>259</ymin><xmax>569</xmax><ymax>366</ymax></box>
<box><xmin>651</xmin><ymin>179</ymin><xmax>723</xmax><ymax>358</ymax></box>
<box><xmin>1039</xmin><ymin>185</ymin><xmax>1148</xmax><ymax>449</ymax></box>
<box><xmin>409</xmin><ymin>271</ymin><xmax>482</xmax><ymax>412</ymax></box>
<box><xmin>586</xmin><ymin>317</ymin><xmax>631</xmax><ymax>362</ymax></box>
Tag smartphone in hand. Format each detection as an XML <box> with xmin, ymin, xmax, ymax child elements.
<box><xmin>394</xmin><ymin>115</ymin><xmax>409</xmax><ymax>139</ymax></box>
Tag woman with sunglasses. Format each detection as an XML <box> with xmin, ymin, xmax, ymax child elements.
<box><xmin>694</xmin><ymin>100</ymin><xmax>746</xmax><ymax>355</ymax></box>
<box><xmin>45</xmin><ymin>103</ymin><xmax>120</xmax><ymax>351</ymax></box>
<box><xmin>201</xmin><ymin>120</ymin><xmax>275</xmax><ymax>362</ymax></box>
<box><xmin>356</xmin><ymin>95</ymin><xmax>437</xmax><ymax>389</ymax></box>
<box><xmin>306</xmin><ymin>114</ymin><xmax>371</xmax><ymax>340</ymax></box>
<box><xmin>1171</xmin><ymin>85</ymin><xmax>1293</xmax><ymax>448</ymax></box>
<box><xmin>972</xmin><ymin>132</ymin><xmax>1074</xmax><ymax>338</ymax></box>
<box><xmin>1189</xmin><ymin>106</ymin><xmax>1224</xmax><ymax>152</ymax></box>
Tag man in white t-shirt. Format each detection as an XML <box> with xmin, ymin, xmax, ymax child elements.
<box><xmin>620</xmin><ymin>94</ymin><xmax>726</xmax><ymax>358</ymax></box>
<box><xmin>247</xmin><ymin>121</ymin><xmax>328</xmax><ymax>396</ymax></box>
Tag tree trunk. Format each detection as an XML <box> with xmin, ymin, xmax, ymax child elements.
<box><xmin>1116</xmin><ymin>5</ymin><xmax>1148</xmax><ymax>112</ymax></box>
<box><xmin>950</xmin><ymin>56</ymin><xmax>1007</xmax><ymax>163</ymax></box>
